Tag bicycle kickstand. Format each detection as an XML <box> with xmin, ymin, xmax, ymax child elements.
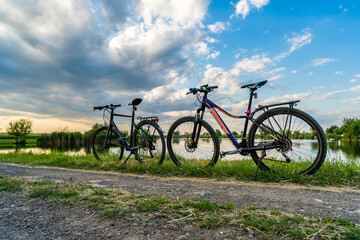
<box><xmin>253</xmin><ymin>149</ymin><xmax>266</xmax><ymax>181</ymax></box>
<box><xmin>122</xmin><ymin>150</ymin><xmax>143</xmax><ymax>165</ymax></box>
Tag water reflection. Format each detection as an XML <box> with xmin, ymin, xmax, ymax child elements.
<box><xmin>0</xmin><ymin>138</ymin><xmax>359</xmax><ymax>162</ymax></box>
<box><xmin>327</xmin><ymin>140</ymin><xmax>360</xmax><ymax>159</ymax></box>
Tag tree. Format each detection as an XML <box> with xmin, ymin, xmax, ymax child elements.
<box><xmin>173</xmin><ymin>131</ymin><xmax>180</xmax><ymax>138</ymax></box>
<box><xmin>7</xmin><ymin>119</ymin><xmax>33</xmax><ymax>144</ymax></box>
<box><xmin>215</xmin><ymin>129</ymin><xmax>222</xmax><ymax>138</ymax></box>
<box><xmin>326</xmin><ymin>125</ymin><xmax>339</xmax><ymax>134</ymax></box>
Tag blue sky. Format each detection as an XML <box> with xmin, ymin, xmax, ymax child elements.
<box><xmin>0</xmin><ymin>0</ymin><xmax>359</xmax><ymax>133</ymax></box>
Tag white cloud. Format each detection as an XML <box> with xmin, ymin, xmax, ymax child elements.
<box><xmin>267</xmin><ymin>75</ymin><xmax>283</xmax><ymax>81</ymax></box>
<box><xmin>233</xmin><ymin>55</ymin><xmax>271</xmax><ymax>74</ymax></box>
<box><xmin>137</xmin><ymin>0</ymin><xmax>210</xmax><ymax>25</ymax></box>
<box><xmin>341</xmin><ymin>97</ymin><xmax>360</xmax><ymax>104</ymax></box>
<box><xmin>350</xmin><ymin>79</ymin><xmax>357</xmax><ymax>83</ymax></box>
<box><xmin>260</xmin><ymin>67</ymin><xmax>285</xmax><ymax>81</ymax></box>
<box><xmin>312</xmin><ymin>58</ymin><xmax>336</xmax><ymax>67</ymax></box>
<box><xmin>193</xmin><ymin>41</ymin><xmax>211</xmax><ymax>56</ymax></box>
<box><xmin>308</xmin><ymin>72</ymin><xmax>313</xmax><ymax>76</ymax></box>
<box><xmin>208</xmin><ymin>21</ymin><xmax>226</xmax><ymax>33</ymax></box>
<box><xmin>310</xmin><ymin>85</ymin><xmax>360</xmax><ymax>101</ymax></box>
<box><xmin>234</xmin><ymin>48</ymin><xmax>248</xmax><ymax>59</ymax></box>
<box><xmin>233</xmin><ymin>0</ymin><xmax>270</xmax><ymax>19</ymax></box>
<box><xmin>354</xmin><ymin>74</ymin><xmax>360</xmax><ymax>78</ymax></box>
<box><xmin>287</xmin><ymin>29</ymin><xmax>312</xmax><ymax>53</ymax></box>
<box><xmin>260</xmin><ymin>92</ymin><xmax>313</xmax><ymax>106</ymax></box>
<box><xmin>349</xmin><ymin>85</ymin><xmax>360</xmax><ymax>92</ymax></box>
<box><xmin>291</xmin><ymin>70</ymin><xmax>297</xmax><ymax>74</ymax></box>
<box><xmin>0</xmin><ymin>0</ymin><xmax>214</xmax><ymax>131</ymax></box>
<box><xmin>163</xmin><ymin>110</ymin><xmax>196</xmax><ymax>118</ymax></box>
<box><xmin>311</xmin><ymin>89</ymin><xmax>347</xmax><ymax>100</ymax></box>
<box><xmin>268</xmin><ymin>67</ymin><xmax>285</xmax><ymax>74</ymax></box>
<box><xmin>208</xmin><ymin>51</ymin><xmax>220</xmax><ymax>59</ymax></box>
<box><xmin>335</xmin><ymin>71</ymin><xmax>343</xmax><ymax>75</ymax></box>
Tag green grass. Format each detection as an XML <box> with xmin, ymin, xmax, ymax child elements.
<box><xmin>0</xmin><ymin>175</ymin><xmax>23</xmax><ymax>192</ymax></box>
<box><xmin>0</xmin><ymin>138</ymin><xmax>37</xmax><ymax>147</ymax></box>
<box><xmin>0</xmin><ymin>152</ymin><xmax>359</xmax><ymax>189</ymax></box>
<box><xmin>1</xmin><ymin>174</ymin><xmax>358</xmax><ymax>239</ymax></box>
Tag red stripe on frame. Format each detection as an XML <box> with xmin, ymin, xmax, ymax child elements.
<box><xmin>208</xmin><ymin>108</ymin><xmax>230</xmax><ymax>134</ymax></box>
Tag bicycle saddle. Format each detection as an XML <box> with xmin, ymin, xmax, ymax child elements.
<box><xmin>129</xmin><ymin>98</ymin><xmax>142</xmax><ymax>106</ymax></box>
<box><xmin>241</xmin><ymin>80</ymin><xmax>268</xmax><ymax>89</ymax></box>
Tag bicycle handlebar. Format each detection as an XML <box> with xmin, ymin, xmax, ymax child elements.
<box><xmin>186</xmin><ymin>85</ymin><xmax>218</xmax><ymax>95</ymax></box>
<box><xmin>93</xmin><ymin>104</ymin><xmax>121</xmax><ymax>111</ymax></box>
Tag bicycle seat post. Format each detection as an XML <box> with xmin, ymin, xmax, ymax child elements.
<box><xmin>129</xmin><ymin>105</ymin><xmax>136</xmax><ymax>148</ymax></box>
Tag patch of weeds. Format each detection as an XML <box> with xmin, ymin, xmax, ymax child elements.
<box><xmin>269</xmin><ymin>210</ymin><xmax>281</xmax><ymax>216</ymax></box>
<box><xmin>0</xmin><ymin>177</ymin><xmax>22</xmax><ymax>192</ymax></box>
<box><xmin>121</xmin><ymin>193</ymin><xmax>153</xmax><ymax>201</ymax></box>
<box><xmin>200</xmin><ymin>216</ymin><xmax>220</xmax><ymax>228</ymax></box>
<box><xmin>88</xmin><ymin>196</ymin><xmax>115</xmax><ymax>208</ymax></box>
<box><xmin>29</xmin><ymin>180</ymin><xmax>53</xmax><ymax>186</ymax></box>
<box><xmin>92</xmin><ymin>188</ymin><xmax>111</xmax><ymax>196</ymax></box>
<box><xmin>60</xmin><ymin>195</ymin><xmax>82</xmax><ymax>206</ymax></box>
<box><xmin>247</xmin><ymin>206</ymin><xmax>262</xmax><ymax>211</ymax></box>
<box><xmin>29</xmin><ymin>187</ymin><xmax>60</xmax><ymax>198</ymax></box>
<box><xmin>99</xmin><ymin>208</ymin><xmax>129</xmax><ymax>219</ymax></box>
<box><xmin>344</xmin><ymin>225</ymin><xmax>360</xmax><ymax>239</ymax></box>
<box><xmin>134</xmin><ymin>196</ymin><xmax>170</xmax><ymax>212</ymax></box>
<box><xmin>29</xmin><ymin>186</ymin><xmax>79</xmax><ymax>201</ymax></box>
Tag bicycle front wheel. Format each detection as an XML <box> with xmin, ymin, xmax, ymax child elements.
<box><xmin>167</xmin><ymin>116</ymin><xmax>220</xmax><ymax>166</ymax></box>
<box><xmin>133</xmin><ymin>120</ymin><xmax>166</xmax><ymax>164</ymax></box>
<box><xmin>92</xmin><ymin>126</ymin><xmax>125</xmax><ymax>161</ymax></box>
<box><xmin>248</xmin><ymin>107</ymin><xmax>327</xmax><ymax>175</ymax></box>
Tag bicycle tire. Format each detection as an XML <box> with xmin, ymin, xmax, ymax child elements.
<box><xmin>132</xmin><ymin>120</ymin><xmax>166</xmax><ymax>164</ymax></box>
<box><xmin>167</xmin><ymin>116</ymin><xmax>220</xmax><ymax>166</ymax></box>
<box><xmin>248</xmin><ymin>107</ymin><xmax>327</xmax><ymax>175</ymax></box>
<box><xmin>92</xmin><ymin>126</ymin><xmax>125</xmax><ymax>161</ymax></box>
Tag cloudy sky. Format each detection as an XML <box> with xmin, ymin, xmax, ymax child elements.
<box><xmin>0</xmin><ymin>0</ymin><xmax>359</xmax><ymax>133</ymax></box>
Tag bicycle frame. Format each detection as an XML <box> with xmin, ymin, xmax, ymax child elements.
<box><xmin>106</xmin><ymin>107</ymin><xmax>133</xmax><ymax>150</ymax></box>
<box><xmin>105</xmin><ymin>107</ymin><xmax>160</xmax><ymax>151</ymax></box>
<box><xmin>194</xmin><ymin>91</ymin><xmax>286</xmax><ymax>154</ymax></box>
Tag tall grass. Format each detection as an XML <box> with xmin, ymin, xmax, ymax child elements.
<box><xmin>0</xmin><ymin>152</ymin><xmax>359</xmax><ymax>189</ymax></box>
<box><xmin>37</xmin><ymin>131</ymin><xmax>92</xmax><ymax>148</ymax></box>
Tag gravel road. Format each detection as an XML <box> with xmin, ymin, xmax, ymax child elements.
<box><xmin>0</xmin><ymin>163</ymin><xmax>359</xmax><ymax>239</ymax></box>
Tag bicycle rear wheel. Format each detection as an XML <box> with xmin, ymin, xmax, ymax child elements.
<box><xmin>248</xmin><ymin>107</ymin><xmax>327</xmax><ymax>175</ymax></box>
<box><xmin>167</xmin><ymin>116</ymin><xmax>220</xmax><ymax>166</ymax></box>
<box><xmin>92</xmin><ymin>126</ymin><xmax>125</xmax><ymax>161</ymax></box>
<box><xmin>133</xmin><ymin>120</ymin><xmax>166</xmax><ymax>164</ymax></box>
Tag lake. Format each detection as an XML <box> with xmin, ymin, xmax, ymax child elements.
<box><xmin>0</xmin><ymin>139</ymin><xmax>359</xmax><ymax>163</ymax></box>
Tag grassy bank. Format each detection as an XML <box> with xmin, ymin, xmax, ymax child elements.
<box><xmin>0</xmin><ymin>152</ymin><xmax>359</xmax><ymax>189</ymax></box>
<box><xmin>1</xmin><ymin>174</ymin><xmax>358</xmax><ymax>239</ymax></box>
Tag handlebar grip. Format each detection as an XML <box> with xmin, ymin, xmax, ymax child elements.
<box><xmin>110</xmin><ymin>104</ymin><xmax>121</xmax><ymax>108</ymax></box>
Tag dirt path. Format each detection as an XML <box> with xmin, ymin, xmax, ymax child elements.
<box><xmin>1</xmin><ymin>163</ymin><xmax>359</xmax><ymax>224</ymax></box>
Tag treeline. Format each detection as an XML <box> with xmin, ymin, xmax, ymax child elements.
<box><xmin>326</xmin><ymin>118</ymin><xmax>360</xmax><ymax>140</ymax></box>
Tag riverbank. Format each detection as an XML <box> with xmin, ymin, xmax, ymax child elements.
<box><xmin>0</xmin><ymin>152</ymin><xmax>359</xmax><ymax>189</ymax></box>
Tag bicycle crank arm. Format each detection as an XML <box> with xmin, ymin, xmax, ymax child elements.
<box><xmin>220</xmin><ymin>149</ymin><xmax>242</xmax><ymax>158</ymax></box>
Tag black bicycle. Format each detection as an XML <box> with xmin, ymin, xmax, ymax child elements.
<box><xmin>92</xmin><ymin>98</ymin><xmax>165</xmax><ymax>164</ymax></box>
<box><xmin>167</xmin><ymin>81</ymin><xmax>327</xmax><ymax>178</ymax></box>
